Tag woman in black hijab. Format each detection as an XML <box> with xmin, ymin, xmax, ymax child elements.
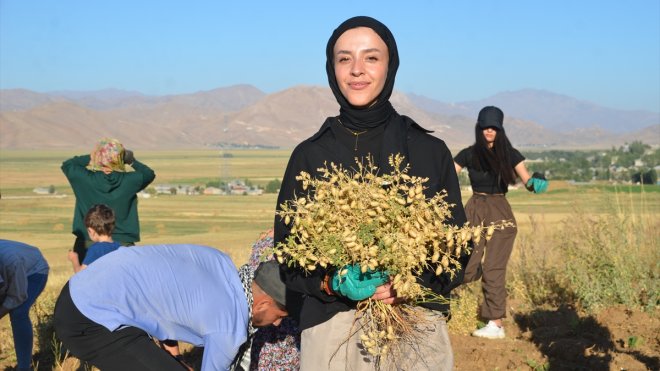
<box><xmin>274</xmin><ymin>16</ymin><xmax>466</xmax><ymax>370</ymax></box>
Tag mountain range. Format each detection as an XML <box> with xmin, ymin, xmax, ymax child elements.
<box><xmin>1</xmin><ymin>85</ymin><xmax>658</xmax><ymax>151</ymax></box>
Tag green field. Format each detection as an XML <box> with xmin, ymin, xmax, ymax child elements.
<box><xmin>1</xmin><ymin>149</ymin><xmax>658</xmax><ymax>369</ymax></box>
<box><xmin>0</xmin><ymin>150</ymin><xmax>294</xmax><ymax>268</ymax></box>
<box><xmin>1</xmin><ymin>148</ymin><xmax>658</xmax><ymax>272</ymax></box>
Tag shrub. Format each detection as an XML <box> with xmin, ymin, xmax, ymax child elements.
<box><xmin>265</xmin><ymin>179</ymin><xmax>281</xmax><ymax>194</ymax></box>
<box><xmin>557</xmin><ymin>197</ymin><xmax>658</xmax><ymax>312</ymax></box>
<box><xmin>510</xmin><ymin>190</ymin><xmax>659</xmax><ymax>313</ymax></box>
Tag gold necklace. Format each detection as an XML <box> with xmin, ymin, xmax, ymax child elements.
<box><xmin>337</xmin><ymin>118</ymin><xmax>367</xmax><ymax>151</ymax></box>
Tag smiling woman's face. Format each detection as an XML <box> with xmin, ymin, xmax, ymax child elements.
<box><xmin>333</xmin><ymin>27</ymin><xmax>389</xmax><ymax>108</ymax></box>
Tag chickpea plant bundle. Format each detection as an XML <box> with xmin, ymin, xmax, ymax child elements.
<box><xmin>274</xmin><ymin>154</ymin><xmax>512</xmax><ymax>361</ymax></box>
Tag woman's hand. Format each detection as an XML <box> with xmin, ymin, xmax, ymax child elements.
<box><xmin>371</xmin><ymin>282</ymin><xmax>403</xmax><ymax>304</ymax></box>
<box><xmin>67</xmin><ymin>250</ymin><xmax>78</xmax><ymax>263</ymax></box>
<box><xmin>526</xmin><ymin>172</ymin><xmax>548</xmax><ymax>193</ymax></box>
<box><xmin>331</xmin><ymin>264</ymin><xmax>389</xmax><ymax>301</ymax></box>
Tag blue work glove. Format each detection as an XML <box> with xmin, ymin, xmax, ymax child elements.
<box><xmin>331</xmin><ymin>264</ymin><xmax>389</xmax><ymax>301</ymax></box>
<box><xmin>526</xmin><ymin>172</ymin><xmax>548</xmax><ymax>194</ymax></box>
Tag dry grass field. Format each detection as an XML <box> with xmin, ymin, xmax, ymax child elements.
<box><xmin>1</xmin><ymin>149</ymin><xmax>658</xmax><ymax>370</ymax></box>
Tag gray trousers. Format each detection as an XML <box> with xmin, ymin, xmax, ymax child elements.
<box><xmin>300</xmin><ymin>308</ymin><xmax>453</xmax><ymax>371</ymax></box>
<box><xmin>463</xmin><ymin>194</ymin><xmax>517</xmax><ymax>320</ymax></box>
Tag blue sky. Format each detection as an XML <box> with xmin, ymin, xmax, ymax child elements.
<box><xmin>1</xmin><ymin>1</ymin><xmax>658</xmax><ymax>112</ymax></box>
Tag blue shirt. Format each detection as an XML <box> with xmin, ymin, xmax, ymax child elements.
<box><xmin>82</xmin><ymin>241</ymin><xmax>122</xmax><ymax>266</ymax></box>
<box><xmin>0</xmin><ymin>240</ymin><xmax>49</xmax><ymax>310</ymax></box>
<box><xmin>69</xmin><ymin>244</ymin><xmax>248</xmax><ymax>371</ymax></box>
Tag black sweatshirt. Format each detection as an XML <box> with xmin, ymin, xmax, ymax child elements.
<box><xmin>274</xmin><ymin>114</ymin><xmax>468</xmax><ymax>331</ymax></box>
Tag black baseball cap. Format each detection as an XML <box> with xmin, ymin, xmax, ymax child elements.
<box><xmin>477</xmin><ymin>106</ymin><xmax>504</xmax><ymax>130</ymax></box>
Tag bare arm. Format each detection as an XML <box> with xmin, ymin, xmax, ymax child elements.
<box><xmin>68</xmin><ymin>251</ymin><xmax>83</xmax><ymax>273</ymax></box>
<box><xmin>454</xmin><ymin>162</ymin><xmax>463</xmax><ymax>175</ymax></box>
<box><xmin>514</xmin><ymin>161</ymin><xmax>532</xmax><ymax>185</ymax></box>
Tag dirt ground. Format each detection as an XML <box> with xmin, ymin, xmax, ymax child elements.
<box><xmin>451</xmin><ymin>302</ymin><xmax>659</xmax><ymax>371</ymax></box>
<box><xmin>2</xmin><ymin>303</ymin><xmax>657</xmax><ymax>370</ymax></box>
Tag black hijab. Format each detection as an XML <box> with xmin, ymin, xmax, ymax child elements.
<box><xmin>325</xmin><ymin>16</ymin><xmax>399</xmax><ymax>130</ymax></box>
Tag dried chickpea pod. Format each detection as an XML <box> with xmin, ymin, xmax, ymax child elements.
<box><xmin>487</xmin><ymin>224</ymin><xmax>496</xmax><ymax>238</ymax></box>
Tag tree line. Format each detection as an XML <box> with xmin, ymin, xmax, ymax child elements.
<box><xmin>522</xmin><ymin>140</ymin><xmax>658</xmax><ymax>184</ymax></box>
<box><xmin>199</xmin><ymin>141</ymin><xmax>659</xmax><ymax>194</ymax></box>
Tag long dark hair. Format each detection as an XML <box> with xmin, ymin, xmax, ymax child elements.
<box><xmin>471</xmin><ymin>124</ymin><xmax>517</xmax><ymax>185</ymax></box>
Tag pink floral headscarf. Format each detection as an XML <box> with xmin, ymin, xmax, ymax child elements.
<box><xmin>87</xmin><ymin>138</ymin><xmax>126</xmax><ymax>172</ymax></box>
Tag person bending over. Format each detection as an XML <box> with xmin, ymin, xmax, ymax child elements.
<box><xmin>54</xmin><ymin>245</ymin><xmax>288</xmax><ymax>371</ymax></box>
<box><xmin>0</xmin><ymin>240</ymin><xmax>49</xmax><ymax>371</ymax></box>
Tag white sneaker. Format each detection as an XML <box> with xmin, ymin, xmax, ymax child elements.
<box><xmin>471</xmin><ymin>321</ymin><xmax>505</xmax><ymax>339</ymax></box>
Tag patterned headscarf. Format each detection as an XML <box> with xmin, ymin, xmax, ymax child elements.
<box><xmin>231</xmin><ymin>263</ymin><xmax>257</xmax><ymax>370</ymax></box>
<box><xmin>237</xmin><ymin>263</ymin><xmax>256</xmax><ymax>337</ymax></box>
<box><xmin>87</xmin><ymin>138</ymin><xmax>126</xmax><ymax>172</ymax></box>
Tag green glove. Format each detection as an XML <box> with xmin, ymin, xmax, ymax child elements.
<box><xmin>331</xmin><ymin>264</ymin><xmax>389</xmax><ymax>301</ymax></box>
<box><xmin>526</xmin><ymin>172</ymin><xmax>548</xmax><ymax>194</ymax></box>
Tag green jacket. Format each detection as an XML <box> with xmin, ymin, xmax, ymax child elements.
<box><xmin>61</xmin><ymin>155</ymin><xmax>156</xmax><ymax>243</ymax></box>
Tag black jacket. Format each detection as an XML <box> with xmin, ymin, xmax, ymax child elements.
<box><xmin>274</xmin><ymin>114</ymin><xmax>468</xmax><ymax>330</ymax></box>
